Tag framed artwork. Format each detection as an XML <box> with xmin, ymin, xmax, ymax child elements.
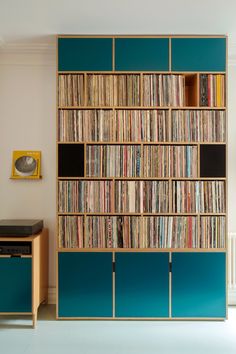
<box><xmin>11</xmin><ymin>151</ymin><xmax>42</xmax><ymax>179</ymax></box>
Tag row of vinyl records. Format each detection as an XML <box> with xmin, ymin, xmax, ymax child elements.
<box><xmin>86</xmin><ymin>145</ymin><xmax>197</xmax><ymax>177</ymax></box>
<box><xmin>58</xmin><ymin>74</ymin><xmax>225</xmax><ymax>107</ymax></box>
<box><xmin>58</xmin><ymin>109</ymin><xmax>226</xmax><ymax>142</ymax></box>
<box><xmin>58</xmin><ymin>180</ymin><xmax>225</xmax><ymax>213</ymax></box>
<box><xmin>58</xmin><ymin>215</ymin><xmax>225</xmax><ymax>249</ymax></box>
<box><xmin>200</xmin><ymin>74</ymin><xmax>225</xmax><ymax>107</ymax></box>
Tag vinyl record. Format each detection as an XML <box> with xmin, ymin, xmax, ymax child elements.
<box><xmin>14</xmin><ymin>156</ymin><xmax>37</xmax><ymax>176</ymax></box>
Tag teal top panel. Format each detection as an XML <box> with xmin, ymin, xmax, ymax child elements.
<box><xmin>58</xmin><ymin>38</ymin><xmax>113</xmax><ymax>71</ymax></box>
<box><xmin>171</xmin><ymin>38</ymin><xmax>226</xmax><ymax>71</ymax></box>
<box><xmin>172</xmin><ymin>252</ymin><xmax>226</xmax><ymax>318</ymax></box>
<box><xmin>115</xmin><ymin>38</ymin><xmax>169</xmax><ymax>71</ymax></box>
<box><xmin>0</xmin><ymin>258</ymin><xmax>32</xmax><ymax>312</ymax></box>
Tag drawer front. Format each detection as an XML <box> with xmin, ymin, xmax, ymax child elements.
<box><xmin>0</xmin><ymin>257</ymin><xmax>32</xmax><ymax>312</ymax></box>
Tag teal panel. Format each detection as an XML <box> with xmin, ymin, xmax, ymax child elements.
<box><xmin>115</xmin><ymin>252</ymin><xmax>169</xmax><ymax>317</ymax></box>
<box><xmin>172</xmin><ymin>38</ymin><xmax>226</xmax><ymax>71</ymax></box>
<box><xmin>115</xmin><ymin>38</ymin><xmax>169</xmax><ymax>71</ymax></box>
<box><xmin>0</xmin><ymin>258</ymin><xmax>31</xmax><ymax>312</ymax></box>
<box><xmin>58</xmin><ymin>38</ymin><xmax>113</xmax><ymax>71</ymax></box>
<box><xmin>172</xmin><ymin>252</ymin><xmax>226</xmax><ymax>318</ymax></box>
<box><xmin>58</xmin><ymin>252</ymin><xmax>113</xmax><ymax>317</ymax></box>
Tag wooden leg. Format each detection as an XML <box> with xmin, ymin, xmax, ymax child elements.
<box><xmin>32</xmin><ymin>313</ymin><xmax>37</xmax><ymax>328</ymax></box>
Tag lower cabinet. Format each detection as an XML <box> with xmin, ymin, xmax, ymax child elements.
<box><xmin>115</xmin><ymin>252</ymin><xmax>169</xmax><ymax>317</ymax></box>
<box><xmin>172</xmin><ymin>252</ymin><xmax>226</xmax><ymax>318</ymax></box>
<box><xmin>0</xmin><ymin>257</ymin><xmax>32</xmax><ymax>312</ymax></box>
<box><xmin>58</xmin><ymin>251</ymin><xmax>226</xmax><ymax>319</ymax></box>
<box><xmin>58</xmin><ymin>252</ymin><xmax>113</xmax><ymax>317</ymax></box>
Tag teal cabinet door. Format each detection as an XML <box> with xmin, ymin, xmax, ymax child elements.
<box><xmin>0</xmin><ymin>257</ymin><xmax>32</xmax><ymax>312</ymax></box>
<box><xmin>58</xmin><ymin>38</ymin><xmax>113</xmax><ymax>71</ymax></box>
<box><xmin>115</xmin><ymin>253</ymin><xmax>169</xmax><ymax>317</ymax></box>
<box><xmin>171</xmin><ymin>38</ymin><xmax>226</xmax><ymax>71</ymax></box>
<box><xmin>58</xmin><ymin>252</ymin><xmax>113</xmax><ymax>317</ymax></box>
<box><xmin>172</xmin><ymin>252</ymin><xmax>226</xmax><ymax>318</ymax></box>
<box><xmin>115</xmin><ymin>38</ymin><xmax>169</xmax><ymax>71</ymax></box>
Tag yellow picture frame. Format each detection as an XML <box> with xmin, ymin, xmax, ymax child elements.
<box><xmin>11</xmin><ymin>151</ymin><xmax>42</xmax><ymax>179</ymax></box>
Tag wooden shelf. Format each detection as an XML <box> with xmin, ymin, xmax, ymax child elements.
<box><xmin>58</xmin><ymin>71</ymin><xmax>226</xmax><ymax>75</ymax></box>
<box><xmin>57</xmin><ymin>212</ymin><xmax>226</xmax><ymax>216</ymax></box>
<box><xmin>58</xmin><ymin>105</ymin><xmax>226</xmax><ymax>110</ymax></box>
<box><xmin>57</xmin><ymin>247</ymin><xmax>227</xmax><ymax>253</ymax></box>
<box><xmin>57</xmin><ymin>141</ymin><xmax>226</xmax><ymax>145</ymax></box>
<box><xmin>57</xmin><ymin>177</ymin><xmax>226</xmax><ymax>180</ymax></box>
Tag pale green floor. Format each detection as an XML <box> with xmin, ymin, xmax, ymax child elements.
<box><xmin>0</xmin><ymin>306</ymin><xmax>236</xmax><ymax>354</ymax></box>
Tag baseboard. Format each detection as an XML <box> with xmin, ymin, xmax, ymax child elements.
<box><xmin>47</xmin><ymin>287</ymin><xmax>56</xmax><ymax>304</ymax></box>
<box><xmin>47</xmin><ymin>287</ymin><xmax>236</xmax><ymax>306</ymax></box>
<box><xmin>228</xmin><ymin>289</ymin><xmax>236</xmax><ymax>305</ymax></box>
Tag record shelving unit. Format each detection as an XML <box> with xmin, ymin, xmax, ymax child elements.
<box><xmin>57</xmin><ymin>35</ymin><xmax>227</xmax><ymax>319</ymax></box>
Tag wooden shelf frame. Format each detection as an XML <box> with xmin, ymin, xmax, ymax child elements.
<box><xmin>57</xmin><ymin>247</ymin><xmax>227</xmax><ymax>253</ymax></box>
<box><xmin>56</xmin><ymin>34</ymin><xmax>228</xmax><ymax>320</ymax></box>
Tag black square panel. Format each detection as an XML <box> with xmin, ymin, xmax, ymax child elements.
<box><xmin>200</xmin><ymin>145</ymin><xmax>226</xmax><ymax>178</ymax></box>
<box><xmin>58</xmin><ymin>144</ymin><xmax>84</xmax><ymax>177</ymax></box>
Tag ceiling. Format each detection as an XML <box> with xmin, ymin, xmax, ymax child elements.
<box><xmin>0</xmin><ymin>0</ymin><xmax>236</xmax><ymax>47</ymax></box>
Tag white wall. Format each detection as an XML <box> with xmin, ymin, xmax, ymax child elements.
<box><xmin>0</xmin><ymin>42</ymin><xmax>236</xmax><ymax>290</ymax></box>
<box><xmin>0</xmin><ymin>48</ymin><xmax>56</xmax><ymax>287</ymax></box>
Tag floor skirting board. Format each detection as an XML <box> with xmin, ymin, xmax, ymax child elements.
<box><xmin>228</xmin><ymin>289</ymin><xmax>236</xmax><ymax>305</ymax></box>
<box><xmin>48</xmin><ymin>287</ymin><xmax>56</xmax><ymax>305</ymax></box>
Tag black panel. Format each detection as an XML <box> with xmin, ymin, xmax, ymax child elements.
<box><xmin>0</xmin><ymin>241</ymin><xmax>31</xmax><ymax>255</ymax></box>
<box><xmin>200</xmin><ymin>145</ymin><xmax>226</xmax><ymax>177</ymax></box>
<box><xmin>58</xmin><ymin>144</ymin><xmax>84</xmax><ymax>177</ymax></box>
